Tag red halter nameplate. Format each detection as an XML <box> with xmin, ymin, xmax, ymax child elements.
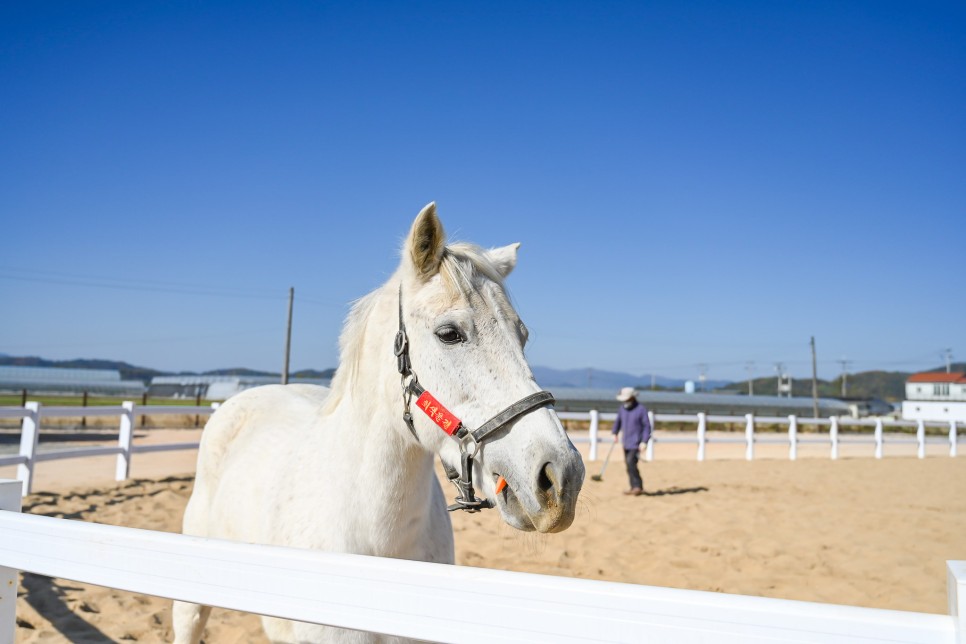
<box><xmin>415</xmin><ymin>391</ymin><xmax>462</xmax><ymax>436</ymax></box>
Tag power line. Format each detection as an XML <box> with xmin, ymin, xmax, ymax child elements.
<box><xmin>0</xmin><ymin>272</ymin><xmax>286</xmax><ymax>300</ymax></box>
<box><xmin>1</xmin><ymin>328</ymin><xmax>279</xmax><ymax>351</ymax></box>
<box><xmin>0</xmin><ymin>267</ymin><xmax>343</xmax><ymax>306</ymax></box>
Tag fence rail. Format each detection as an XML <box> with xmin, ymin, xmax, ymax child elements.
<box><xmin>0</xmin><ymin>401</ymin><xmax>217</xmax><ymax>496</ymax></box>
<box><xmin>0</xmin><ymin>479</ymin><xmax>961</xmax><ymax>643</ymax></box>
<box><xmin>1</xmin><ymin>402</ymin><xmax>961</xmax><ymax>496</ymax></box>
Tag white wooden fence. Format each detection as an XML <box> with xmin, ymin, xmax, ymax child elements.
<box><xmin>0</xmin><ymin>402</ymin><xmax>961</xmax><ymax>497</ymax></box>
<box><xmin>0</xmin><ymin>403</ymin><xmax>964</xmax><ymax>641</ymax></box>
<box><xmin>0</xmin><ymin>401</ymin><xmax>217</xmax><ymax>496</ymax></box>
<box><xmin>559</xmin><ymin>410</ymin><xmax>962</xmax><ymax>462</ymax></box>
<box><xmin>0</xmin><ymin>479</ymin><xmax>962</xmax><ymax>643</ymax></box>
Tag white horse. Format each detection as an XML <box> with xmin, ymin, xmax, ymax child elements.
<box><xmin>173</xmin><ymin>203</ymin><xmax>585</xmax><ymax>643</ymax></box>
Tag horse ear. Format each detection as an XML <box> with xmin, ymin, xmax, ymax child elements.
<box><xmin>406</xmin><ymin>202</ymin><xmax>446</xmax><ymax>280</ymax></box>
<box><xmin>487</xmin><ymin>242</ymin><xmax>520</xmax><ymax>278</ymax></box>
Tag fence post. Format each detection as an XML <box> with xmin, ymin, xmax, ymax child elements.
<box><xmin>949</xmin><ymin>560</ymin><xmax>966</xmax><ymax>642</ymax></box>
<box><xmin>916</xmin><ymin>420</ymin><xmax>926</xmax><ymax>459</ymax></box>
<box><xmin>17</xmin><ymin>402</ymin><xmax>41</xmax><ymax>496</ymax></box>
<box><xmin>116</xmin><ymin>401</ymin><xmax>135</xmax><ymax>481</ymax></box>
<box><xmin>645</xmin><ymin>410</ymin><xmax>655</xmax><ymax>462</ymax></box>
<box><xmin>588</xmin><ymin>410</ymin><xmax>599</xmax><ymax>462</ymax></box>
<box><xmin>788</xmin><ymin>415</ymin><xmax>798</xmax><ymax>461</ymax></box>
<box><xmin>830</xmin><ymin>416</ymin><xmax>839</xmax><ymax>460</ymax></box>
<box><xmin>744</xmin><ymin>413</ymin><xmax>755</xmax><ymax>461</ymax></box>
<box><xmin>696</xmin><ymin>412</ymin><xmax>707</xmax><ymax>462</ymax></box>
<box><xmin>0</xmin><ymin>479</ymin><xmax>23</xmax><ymax>640</ymax></box>
<box><xmin>951</xmin><ymin>421</ymin><xmax>959</xmax><ymax>458</ymax></box>
<box><xmin>874</xmin><ymin>418</ymin><xmax>884</xmax><ymax>459</ymax></box>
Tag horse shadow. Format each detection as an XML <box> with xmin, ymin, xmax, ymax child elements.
<box><xmin>642</xmin><ymin>486</ymin><xmax>709</xmax><ymax>497</ymax></box>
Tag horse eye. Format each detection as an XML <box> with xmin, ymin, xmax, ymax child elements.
<box><xmin>435</xmin><ymin>326</ymin><xmax>464</xmax><ymax>345</ymax></box>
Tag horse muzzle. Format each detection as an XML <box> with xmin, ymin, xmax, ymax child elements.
<box><xmin>494</xmin><ymin>449</ymin><xmax>585</xmax><ymax>533</ymax></box>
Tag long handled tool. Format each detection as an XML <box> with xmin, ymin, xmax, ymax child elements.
<box><xmin>591</xmin><ymin>440</ymin><xmax>618</xmax><ymax>482</ymax></box>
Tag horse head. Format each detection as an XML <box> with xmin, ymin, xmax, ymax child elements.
<box><xmin>395</xmin><ymin>202</ymin><xmax>584</xmax><ymax>533</ymax></box>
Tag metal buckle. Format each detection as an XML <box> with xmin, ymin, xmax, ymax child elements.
<box><xmin>393</xmin><ymin>329</ymin><xmax>407</xmax><ymax>357</ymax></box>
<box><xmin>394</xmin><ymin>330</ymin><xmax>410</xmax><ymax>376</ymax></box>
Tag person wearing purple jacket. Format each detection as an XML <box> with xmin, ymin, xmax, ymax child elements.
<box><xmin>612</xmin><ymin>387</ymin><xmax>651</xmax><ymax>495</ymax></box>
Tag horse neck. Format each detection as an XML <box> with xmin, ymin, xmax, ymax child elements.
<box><xmin>328</xmin><ymin>283</ymin><xmax>438</xmax><ymax>521</ymax></box>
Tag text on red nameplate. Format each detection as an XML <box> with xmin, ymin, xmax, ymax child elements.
<box><xmin>415</xmin><ymin>391</ymin><xmax>461</xmax><ymax>435</ymax></box>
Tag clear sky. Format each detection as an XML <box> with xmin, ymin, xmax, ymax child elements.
<box><xmin>1</xmin><ymin>1</ymin><xmax>963</xmax><ymax>382</ymax></box>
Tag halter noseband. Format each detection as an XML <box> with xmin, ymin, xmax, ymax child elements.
<box><xmin>394</xmin><ymin>285</ymin><xmax>556</xmax><ymax>512</ymax></box>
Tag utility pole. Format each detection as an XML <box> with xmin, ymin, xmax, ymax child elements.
<box><xmin>837</xmin><ymin>358</ymin><xmax>852</xmax><ymax>397</ymax></box>
<box><xmin>745</xmin><ymin>361</ymin><xmax>755</xmax><ymax>396</ymax></box>
<box><xmin>810</xmin><ymin>336</ymin><xmax>819</xmax><ymax>418</ymax></box>
<box><xmin>944</xmin><ymin>348</ymin><xmax>953</xmax><ymax>373</ymax></box>
<box><xmin>775</xmin><ymin>362</ymin><xmax>785</xmax><ymax>397</ymax></box>
<box><xmin>281</xmin><ymin>287</ymin><xmax>294</xmax><ymax>385</ymax></box>
<box><xmin>697</xmin><ymin>364</ymin><xmax>708</xmax><ymax>392</ymax></box>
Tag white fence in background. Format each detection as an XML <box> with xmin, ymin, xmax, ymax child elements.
<box><xmin>1</xmin><ymin>403</ymin><xmax>961</xmax><ymax>497</ymax></box>
<box><xmin>559</xmin><ymin>410</ymin><xmax>962</xmax><ymax>461</ymax></box>
<box><xmin>0</xmin><ymin>479</ymin><xmax>962</xmax><ymax>643</ymax></box>
<box><xmin>0</xmin><ymin>401</ymin><xmax>217</xmax><ymax>496</ymax></box>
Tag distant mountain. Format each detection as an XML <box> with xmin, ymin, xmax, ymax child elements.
<box><xmin>5</xmin><ymin>355</ymin><xmax>959</xmax><ymax>398</ymax></box>
<box><xmin>0</xmin><ymin>355</ymin><xmax>165</xmax><ymax>384</ymax></box>
<box><xmin>718</xmin><ymin>363</ymin><xmax>966</xmax><ymax>402</ymax></box>
<box><xmin>531</xmin><ymin>366</ymin><xmax>731</xmax><ymax>391</ymax></box>
<box><xmin>0</xmin><ymin>356</ymin><xmax>336</xmax><ymax>384</ymax></box>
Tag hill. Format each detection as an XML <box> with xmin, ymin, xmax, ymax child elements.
<box><xmin>719</xmin><ymin>363</ymin><xmax>966</xmax><ymax>402</ymax></box>
<box><xmin>0</xmin><ymin>356</ymin><xmax>337</xmax><ymax>384</ymax></box>
<box><xmin>530</xmin><ymin>366</ymin><xmax>731</xmax><ymax>391</ymax></box>
<box><xmin>4</xmin><ymin>355</ymin><xmax>960</xmax><ymax>399</ymax></box>
<box><xmin>0</xmin><ymin>355</ymin><xmax>166</xmax><ymax>384</ymax></box>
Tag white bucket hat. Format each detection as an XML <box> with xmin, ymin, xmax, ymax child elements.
<box><xmin>616</xmin><ymin>387</ymin><xmax>637</xmax><ymax>402</ymax></box>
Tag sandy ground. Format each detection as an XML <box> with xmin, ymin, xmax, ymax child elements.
<box><xmin>4</xmin><ymin>429</ymin><xmax>966</xmax><ymax>643</ymax></box>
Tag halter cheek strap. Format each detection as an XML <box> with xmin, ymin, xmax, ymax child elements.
<box><xmin>394</xmin><ymin>285</ymin><xmax>556</xmax><ymax>513</ymax></box>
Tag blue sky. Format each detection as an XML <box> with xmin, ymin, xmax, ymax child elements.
<box><xmin>1</xmin><ymin>1</ymin><xmax>963</xmax><ymax>382</ymax></box>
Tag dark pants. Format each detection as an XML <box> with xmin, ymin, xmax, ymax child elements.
<box><xmin>624</xmin><ymin>448</ymin><xmax>643</xmax><ymax>490</ymax></box>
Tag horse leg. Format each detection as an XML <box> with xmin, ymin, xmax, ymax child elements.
<box><xmin>172</xmin><ymin>600</ymin><xmax>212</xmax><ymax>644</ymax></box>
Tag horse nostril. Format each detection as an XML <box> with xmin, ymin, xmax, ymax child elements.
<box><xmin>537</xmin><ymin>462</ymin><xmax>555</xmax><ymax>493</ymax></box>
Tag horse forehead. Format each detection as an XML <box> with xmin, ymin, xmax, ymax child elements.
<box><xmin>417</xmin><ymin>277</ymin><xmax>517</xmax><ymax>322</ymax></box>
<box><xmin>470</xmin><ymin>281</ymin><xmax>518</xmax><ymax>323</ymax></box>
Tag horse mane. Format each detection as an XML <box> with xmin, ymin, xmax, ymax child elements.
<box><xmin>322</xmin><ymin>242</ymin><xmax>506</xmax><ymax>414</ymax></box>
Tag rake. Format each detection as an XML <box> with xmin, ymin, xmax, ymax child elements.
<box><xmin>590</xmin><ymin>440</ymin><xmax>617</xmax><ymax>482</ymax></box>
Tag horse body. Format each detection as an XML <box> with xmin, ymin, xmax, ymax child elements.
<box><xmin>184</xmin><ymin>384</ymin><xmax>452</xmax><ymax>560</ymax></box>
<box><xmin>174</xmin><ymin>204</ymin><xmax>584</xmax><ymax>643</ymax></box>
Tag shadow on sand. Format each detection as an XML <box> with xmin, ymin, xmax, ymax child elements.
<box><xmin>642</xmin><ymin>486</ymin><xmax>709</xmax><ymax>497</ymax></box>
<box><xmin>20</xmin><ymin>574</ymin><xmax>114</xmax><ymax>643</ymax></box>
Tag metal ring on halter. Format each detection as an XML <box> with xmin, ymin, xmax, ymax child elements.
<box><xmin>459</xmin><ymin>431</ymin><xmax>480</xmax><ymax>459</ymax></box>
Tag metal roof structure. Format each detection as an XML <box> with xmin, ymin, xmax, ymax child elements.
<box><xmin>0</xmin><ymin>366</ymin><xmax>146</xmax><ymax>395</ymax></box>
<box><xmin>149</xmin><ymin>374</ymin><xmax>331</xmax><ymax>400</ymax></box>
<box><xmin>907</xmin><ymin>372</ymin><xmax>966</xmax><ymax>384</ymax></box>
<box><xmin>550</xmin><ymin>387</ymin><xmax>851</xmax><ymax>418</ymax></box>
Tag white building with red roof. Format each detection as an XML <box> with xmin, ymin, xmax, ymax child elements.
<box><xmin>901</xmin><ymin>372</ymin><xmax>966</xmax><ymax>422</ymax></box>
